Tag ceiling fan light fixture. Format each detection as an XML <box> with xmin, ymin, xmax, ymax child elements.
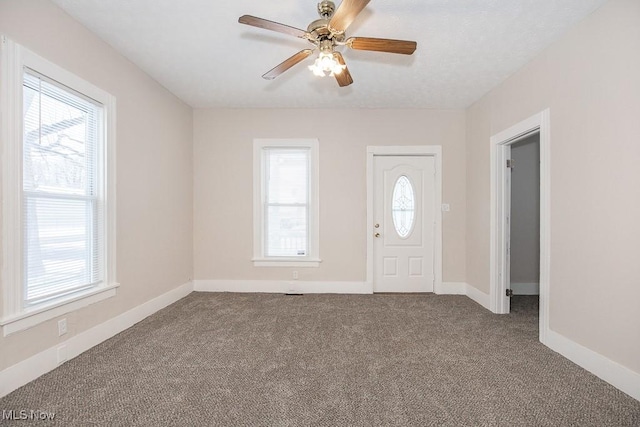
<box><xmin>239</xmin><ymin>0</ymin><xmax>416</xmax><ymax>87</ymax></box>
<box><xmin>308</xmin><ymin>51</ymin><xmax>346</xmax><ymax>77</ymax></box>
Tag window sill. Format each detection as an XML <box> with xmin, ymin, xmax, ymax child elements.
<box><xmin>252</xmin><ymin>258</ymin><xmax>322</xmax><ymax>268</ymax></box>
<box><xmin>0</xmin><ymin>283</ymin><xmax>119</xmax><ymax>337</ymax></box>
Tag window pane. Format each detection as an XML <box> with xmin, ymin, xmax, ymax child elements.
<box><xmin>267</xmin><ymin>149</ymin><xmax>308</xmax><ymax>204</ymax></box>
<box><xmin>266</xmin><ymin>206</ymin><xmax>308</xmax><ymax>257</ymax></box>
<box><xmin>392</xmin><ymin>175</ymin><xmax>415</xmax><ymax>238</ymax></box>
<box><xmin>24</xmin><ymin>196</ymin><xmax>99</xmax><ymax>302</ymax></box>
<box><xmin>22</xmin><ymin>71</ymin><xmax>103</xmax><ymax>305</ymax></box>
<box><xmin>23</xmin><ymin>73</ymin><xmax>99</xmax><ymax>196</ymax></box>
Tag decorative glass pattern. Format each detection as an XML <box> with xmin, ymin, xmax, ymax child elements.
<box><xmin>392</xmin><ymin>175</ymin><xmax>415</xmax><ymax>238</ymax></box>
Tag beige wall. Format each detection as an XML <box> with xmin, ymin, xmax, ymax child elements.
<box><xmin>194</xmin><ymin>109</ymin><xmax>466</xmax><ymax>283</ymax></box>
<box><xmin>4</xmin><ymin>0</ymin><xmax>636</xmax><ymax>392</ymax></box>
<box><xmin>0</xmin><ymin>0</ymin><xmax>193</xmax><ymax>370</ymax></box>
<box><xmin>466</xmin><ymin>0</ymin><xmax>640</xmax><ymax>373</ymax></box>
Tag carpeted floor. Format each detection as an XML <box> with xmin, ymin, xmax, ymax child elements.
<box><xmin>1</xmin><ymin>293</ymin><xmax>638</xmax><ymax>426</ymax></box>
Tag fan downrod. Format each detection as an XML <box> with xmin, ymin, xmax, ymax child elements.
<box><xmin>308</xmin><ymin>1</ymin><xmax>344</xmax><ymax>42</ymax></box>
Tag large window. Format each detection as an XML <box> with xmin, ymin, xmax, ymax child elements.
<box><xmin>23</xmin><ymin>71</ymin><xmax>104</xmax><ymax>305</ymax></box>
<box><xmin>253</xmin><ymin>139</ymin><xmax>320</xmax><ymax>267</ymax></box>
<box><xmin>1</xmin><ymin>37</ymin><xmax>117</xmax><ymax>335</ymax></box>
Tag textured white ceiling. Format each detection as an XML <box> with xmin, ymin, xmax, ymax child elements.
<box><xmin>51</xmin><ymin>0</ymin><xmax>608</xmax><ymax>109</ymax></box>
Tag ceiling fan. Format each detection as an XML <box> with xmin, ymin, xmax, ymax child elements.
<box><xmin>239</xmin><ymin>0</ymin><xmax>417</xmax><ymax>87</ymax></box>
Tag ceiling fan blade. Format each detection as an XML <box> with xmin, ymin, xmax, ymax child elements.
<box><xmin>329</xmin><ymin>0</ymin><xmax>371</xmax><ymax>33</ymax></box>
<box><xmin>239</xmin><ymin>15</ymin><xmax>308</xmax><ymax>39</ymax></box>
<box><xmin>348</xmin><ymin>37</ymin><xmax>417</xmax><ymax>55</ymax></box>
<box><xmin>262</xmin><ymin>49</ymin><xmax>314</xmax><ymax>80</ymax></box>
<box><xmin>333</xmin><ymin>52</ymin><xmax>353</xmax><ymax>87</ymax></box>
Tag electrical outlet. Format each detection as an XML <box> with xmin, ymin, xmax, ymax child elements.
<box><xmin>441</xmin><ymin>204</ymin><xmax>450</xmax><ymax>212</ymax></box>
<box><xmin>292</xmin><ymin>270</ymin><xmax>299</xmax><ymax>280</ymax></box>
<box><xmin>58</xmin><ymin>318</ymin><xmax>67</xmax><ymax>336</ymax></box>
<box><xmin>57</xmin><ymin>345</ymin><xmax>67</xmax><ymax>365</ymax></box>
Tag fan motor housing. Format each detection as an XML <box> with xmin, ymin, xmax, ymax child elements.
<box><xmin>307</xmin><ymin>18</ymin><xmax>345</xmax><ymax>44</ymax></box>
<box><xmin>307</xmin><ymin>19</ymin><xmax>331</xmax><ymax>39</ymax></box>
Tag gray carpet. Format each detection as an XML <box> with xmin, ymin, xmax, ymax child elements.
<box><xmin>1</xmin><ymin>293</ymin><xmax>638</xmax><ymax>426</ymax></box>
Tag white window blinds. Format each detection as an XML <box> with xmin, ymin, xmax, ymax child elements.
<box><xmin>22</xmin><ymin>70</ymin><xmax>105</xmax><ymax>305</ymax></box>
<box><xmin>264</xmin><ymin>148</ymin><xmax>310</xmax><ymax>257</ymax></box>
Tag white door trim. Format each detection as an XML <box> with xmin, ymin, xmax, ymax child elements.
<box><xmin>490</xmin><ymin>109</ymin><xmax>551</xmax><ymax>345</ymax></box>
<box><xmin>366</xmin><ymin>146</ymin><xmax>443</xmax><ymax>293</ymax></box>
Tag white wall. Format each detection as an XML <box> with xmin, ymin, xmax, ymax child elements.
<box><xmin>466</xmin><ymin>0</ymin><xmax>640</xmax><ymax>373</ymax></box>
<box><xmin>193</xmin><ymin>109</ymin><xmax>466</xmax><ymax>284</ymax></box>
<box><xmin>0</xmin><ymin>0</ymin><xmax>193</xmax><ymax>371</ymax></box>
<box><xmin>510</xmin><ymin>135</ymin><xmax>540</xmax><ymax>289</ymax></box>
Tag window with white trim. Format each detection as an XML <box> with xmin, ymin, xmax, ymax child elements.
<box><xmin>1</xmin><ymin>36</ymin><xmax>117</xmax><ymax>335</ymax></box>
<box><xmin>253</xmin><ymin>139</ymin><xmax>320</xmax><ymax>267</ymax></box>
<box><xmin>23</xmin><ymin>71</ymin><xmax>104</xmax><ymax>304</ymax></box>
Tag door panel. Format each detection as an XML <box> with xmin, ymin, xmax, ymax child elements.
<box><xmin>373</xmin><ymin>155</ymin><xmax>436</xmax><ymax>292</ymax></box>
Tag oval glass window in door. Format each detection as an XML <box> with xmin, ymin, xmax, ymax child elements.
<box><xmin>392</xmin><ymin>175</ymin><xmax>415</xmax><ymax>238</ymax></box>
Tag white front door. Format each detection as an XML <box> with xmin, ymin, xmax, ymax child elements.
<box><xmin>373</xmin><ymin>155</ymin><xmax>436</xmax><ymax>292</ymax></box>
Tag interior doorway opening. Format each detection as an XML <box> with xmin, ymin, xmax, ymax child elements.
<box><xmin>508</xmin><ymin>134</ymin><xmax>540</xmax><ymax>316</ymax></box>
<box><xmin>490</xmin><ymin>109</ymin><xmax>550</xmax><ymax>344</ymax></box>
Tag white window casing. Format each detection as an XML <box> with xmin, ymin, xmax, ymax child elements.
<box><xmin>252</xmin><ymin>139</ymin><xmax>320</xmax><ymax>267</ymax></box>
<box><xmin>0</xmin><ymin>36</ymin><xmax>118</xmax><ymax>336</ymax></box>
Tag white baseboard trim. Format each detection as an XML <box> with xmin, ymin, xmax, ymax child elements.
<box><xmin>511</xmin><ymin>282</ymin><xmax>540</xmax><ymax>295</ymax></box>
<box><xmin>4</xmin><ymin>279</ymin><xmax>637</xmax><ymax>403</ymax></box>
<box><xmin>465</xmin><ymin>283</ymin><xmax>491</xmax><ymax>310</ymax></box>
<box><xmin>194</xmin><ymin>280</ymin><xmax>372</xmax><ymax>294</ymax></box>
<box><xmin>0</xmin><ymin>281</ymin><xmax>193</xmax><ymax>398</ymax></box>
<box><xmin>194</xmin><ymin>280</ymin><xmax>475</xmax><ymax>297</ymax></box>
<box><xmin>546</xmin><ymin>329</ymin><xmax>640</xmax><ymax>401</ymax></box>
<box><xmin>437</xmin><ymin>282</ymin><xmax>467</xmax><ymax>295</ymax></box>
<box><xmin>463</xmin><ymin>282</ymin><xmax>639</xmax><ymax>401</ymax></box>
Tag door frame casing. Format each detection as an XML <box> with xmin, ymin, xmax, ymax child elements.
<box><xmin>366</xmin><ymin>146</ymin><xmax>443</xmax><ymax>293</ymax></box>
<box><xmin>489</xmin><ymin>109</ymin><xmax>550</xmax><ymax>344</ymax></box>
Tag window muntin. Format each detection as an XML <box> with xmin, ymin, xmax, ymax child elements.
<box><xmin>22</xmin><ymin>71</ymin><xmax>105</xmax><ymax>305</ymax></box>
<box><xmin>392</xmin><ymin>175</ymin><xmax>415</xmax><ymax>238</ymax></box>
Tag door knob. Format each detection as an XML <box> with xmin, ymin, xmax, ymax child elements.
<box><xmin>374</xmin><ymin>233</ymin><xmax>381</xmax><ymax>238</ymax></box>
